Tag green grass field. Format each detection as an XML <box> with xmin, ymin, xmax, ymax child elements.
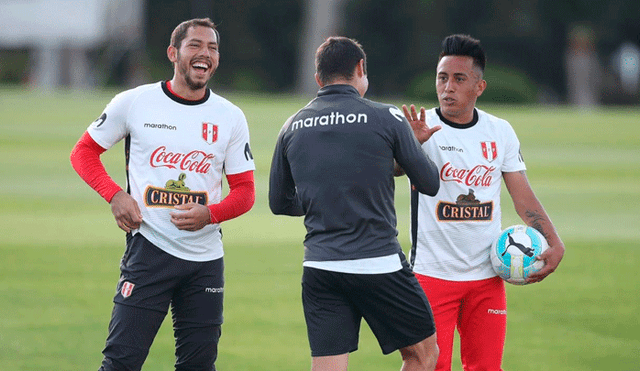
<box><xmin>1</xmin><ymin>86</ymin><xmax>638</xmax><ymax>370</ymax></box>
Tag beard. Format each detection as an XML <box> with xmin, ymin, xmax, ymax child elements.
<box><xmin>177</xmin><ymin>54</ymin><xmax>217</xmax><ymax>91</ymax></box>
<box><xmin>184</xmin><ymin>71</ymin><xmax>208</xmax><ymax>90</ymax></box>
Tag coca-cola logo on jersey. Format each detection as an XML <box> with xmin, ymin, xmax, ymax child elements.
<box><xmin>440</xmin><ymin>162</ymin><xmax>495</xmax><ymax>187</ymax></box>
<box><xmin>150</xmin><ymin>146</ymin><xmax>213</xmax><ymax>174</ymax></box>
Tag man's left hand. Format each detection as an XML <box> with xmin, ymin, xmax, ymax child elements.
<box><xmin>526</xmin><ymin>242</ymin><xmax>565</xmax><ymax>284</ymax></box>
<box><xmin>170</xmin><ymin>203</ymin><xmax>211</xmax><ymax>231</ymax></box>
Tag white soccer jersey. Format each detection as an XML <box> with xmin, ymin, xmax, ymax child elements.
<box><xmin>410</xmin><ymin>108</ymin><xmax>526</xmax><ymax>281</ymax></box>
<box><xmin>88</xmin><ymin>82</ymin><xmax>255</xmax><ymax>262</ymax></box>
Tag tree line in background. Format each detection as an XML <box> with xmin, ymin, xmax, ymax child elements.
<box><xmin>2</xmin><ymin>0</ymin><xmax>638</xmax><ymax>104</ymax></box>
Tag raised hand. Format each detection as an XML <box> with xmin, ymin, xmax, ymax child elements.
<box><xmin>402</xmin><ymin>104</ymin><xmax>441</xmax><ymax>144</ymax></box>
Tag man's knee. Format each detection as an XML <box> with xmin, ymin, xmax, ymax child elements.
<box><xmin>100</xmin><ymin>343</ymin><xmax>149</xmax><ymax>371</ymax></box>
<box><xmin>174</xmin><ymin>324</ymin><xmax>221</xmax><ymax>371</ymax></box>
<box><xmin>100</xmin><ymin>304</ymin><xmax>166</xmax><ymax>371</ymax></box>
<box><xmin>400</xmin><ymin>334</ymin><xmax>439</xmax><ymax>370</ymax></box>
<box><xmin>311</xmin><ymin>353</ymin><xmax>349</xmax><ymax>371</ymax></box>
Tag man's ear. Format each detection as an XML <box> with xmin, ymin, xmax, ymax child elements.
<box><xmin>167</xmin><ymin>45</ymin><xmax>177</xmax><ymax>63</ymax></box>
<box><xmin>355</xmin><ymin>59</ymin><xmax>365</xmax><ymax>77</ymax></box>
<box><xmin>476</xmin><ymin>79</ymin><xmax>487</xmax><ymax>97</ymax></box>
<box><xmin>315</xmin><ymin>73</ymin><xmax>324</xmax><ymax>88</ymax></box>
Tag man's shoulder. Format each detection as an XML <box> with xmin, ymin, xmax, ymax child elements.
<box><xmin>206</xmin><ymin>91</ymin><xmax>246</xmax><ymax>117</ymax></box>
<box><xmin>101</xmin><ymin>82</ymin><xmax>162</xmax><ymax>113</ymax></box>
<box><xmin>359</xmin><ymin>98</ymin><xmax>408</xmax><ymax>124</ymax></box>
<box><xmin>360</xmin><ymin>97</ymin><xmax>396</xmax><ymax>111</ymax></box>
<box><xmin>122</xmin><ymin>81</ymin><xmax>162</xmax><ymax>96</ymax></box>
<box><xmin>111</xmin><ymin>81</ymin><xmax>163</xmax><ymax>103</ymax></box>
<box><xmin>475</xmin><ymin>108</ymin><xmax>520</xmax><ymax>141</ymax></box>
<box><xmin>476</xmin><ymin>108</ymin><xmax>512</xmax><ymax>127</ymax></box>
<box><xmin>278</xmin><ymin>113</ymin><xmax>299</xmax><ymax>135</ymax></box>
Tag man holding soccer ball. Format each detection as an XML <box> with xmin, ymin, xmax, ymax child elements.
<box><xmin>399</xmin><ymin>34</ymin><xmax>565</xmax><ymax>370</ymax></box>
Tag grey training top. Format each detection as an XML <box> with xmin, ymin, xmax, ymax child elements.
<box><xmin>269</xmin><ymin>84</ymin><xmax>439</xmax><ymax>262</ymax></box>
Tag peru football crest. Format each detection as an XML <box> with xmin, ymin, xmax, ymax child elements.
<box><xmin>202</xmin><ymin>122</ymin><xmax>218</xmax><ymax>144</ymax></box>
<box><xmin>481</xmin><ymin>141</ymin><xmax>497</xmax><ymax>162</ymax></box>
<box><xmin>121</xmin><ymin>281</ymin><xmax>135</xmax><ymax>298</ymax></box>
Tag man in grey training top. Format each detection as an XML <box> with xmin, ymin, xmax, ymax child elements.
<box><xmin>269</xmin><ymin>36</ymin><xmax>441</xmax><ymax>371</ymax></box>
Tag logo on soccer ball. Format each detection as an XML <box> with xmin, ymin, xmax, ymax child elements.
<box><xmin>490</xmin><ymin>225</ymin><xmax>548</xmax><ymax>285</ymax></box>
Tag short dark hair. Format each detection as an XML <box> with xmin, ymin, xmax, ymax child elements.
<box><xmin>315</xmin><ymin>36</ymin><xmax>367</xmax><ymax>85</ymax></box>
<box><xmin>439</xmin><ymin>34</ymin><xmax>486</xmax><ymax>73</ymax></box>
<box><xmin>170</xmin><ymin>18</ymin><xmax>219</xmax><ymax>49</ymax></box>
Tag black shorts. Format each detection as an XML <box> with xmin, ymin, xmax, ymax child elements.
<box><xmin>301</xmin><ymin>254</ymin><xmax>435</xmax><ymax>356</ymax></box>
<box><xmin>114</xmin><ymin>232</ymin><xmax>224</xmax><ymax>325</ymax></box>
<box><xmin>102</xmin><ymin>233</ymin><xmax>225</xmax><ymax>370</ymax></box>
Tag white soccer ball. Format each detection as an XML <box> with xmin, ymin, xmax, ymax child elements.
<box><xmin>490</xmin><ymin>225</ymin><xmax>548</xmax><ymax>285</ymax></box>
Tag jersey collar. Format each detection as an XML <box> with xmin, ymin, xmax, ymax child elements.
<box><xmin>317</xmin><ymin>84</ymin><xmax>360</xmax><ymax>97</ymax></box>
<box><xmin>162</xmin><ymin>80</ymin><xmax>210</xmax><ymax>105</ymax></box>
<box><xmin>436</xmin><ymin>108</ymin><xmax>479</xmax><ymax>129</ymax></box>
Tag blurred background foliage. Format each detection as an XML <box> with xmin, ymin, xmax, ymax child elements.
<box><xmin>1</xmin><ymin>0</ymin><xmax>638</xmax><ymax>104</ymax></box>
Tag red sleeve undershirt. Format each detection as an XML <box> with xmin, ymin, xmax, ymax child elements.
<box><xmin>70</xmin><ymin>131</ymin><xmax>255</xmax><ymax>223</ymax></box>
<box><xmin>208</xmin><ymin>170</ymin><xmax>255</xmax><ymax>224</ymax></box>
<box><xmin>69</xmin><ymin>131</ymin><xmax>122</xmax><ymax>203</ymax></box>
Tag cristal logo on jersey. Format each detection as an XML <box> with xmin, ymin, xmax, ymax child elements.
<box><xmin>202</xmin><ymin>122</ymin><xmax>218</xmax><ymax>144</ymax></box>
<box><xmin>436</xmin><ymin>188</ymin><xmax>493</xmax><ymax>222</ymax></box>
<box><xmin>481</xmin><ymin>141</ymin><xmax>497</xmax><ymax>162</ymax></box>
<box><xmin>150</xmin><ymin>146</ymin><xmax>213</xmax><ymax>174</ymax></box>
<box><xmin>144</xmin><ymin>172</ymin><xmax>208</xmax><ymax>208</ymax></box>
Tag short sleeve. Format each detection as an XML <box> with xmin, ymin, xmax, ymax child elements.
<box><xmin>501</xmin><ymin>121</ymin><xmax>526</xmax><ymax>173</ymax></box>
<box><xmin>224</xmin><ymin>107</ymin><xmax>256</xmax><ymax>175</ymax></box>
<box><xmin>86</xmin><ymin>90</ymin><xmax>132</xmax><ymax>150</ymax></box>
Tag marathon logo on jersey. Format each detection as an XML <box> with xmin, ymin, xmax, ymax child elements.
<box><xmin>121</xmin><ymin>281</ymin><xmax>135</xmax><ymax>298</ymax></box>
<box><xmin>289</xmin><ymin>111</ymin><xmax>368</xmax><ymax>131</ymax></box>
<box><xmin>439</xmin><ymin>145</ymin><xmax>464</xmax><ymax>153</ymax></box>
<box><xmin>144</xmin><ymin>122</ymin><xmax>177</xmax><ymax>131</ymax></box>
<box><xmin>481</xmin><ymin>141</ymin><xmax>498</xmax><ymax>162</ymax></box>
<box><xmin>202</xmin><ymin>122</ymin><xmax>218</xmax><ymax>144</ymax></box>
<box><xmin>436</xmin><ymin>189</ymin><xmax>493</xmax><ymax>221</ymax></box>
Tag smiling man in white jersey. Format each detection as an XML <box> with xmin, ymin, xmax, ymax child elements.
<box><xmin>70</xmin><ymin>18</ymin><xmax>255</xmax><ymax>371</ymax></box>
<box><xmin>399</xmin><ymin>34</ymin><xmax>565</xmax><ymax>371</ymax></box>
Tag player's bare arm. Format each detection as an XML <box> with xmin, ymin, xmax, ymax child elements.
<box><xmin>170</xmin><ymin>202</ymin><xmax>211</xmax><ymax>231</ymax></box>
<box><xmin>503</xmin><ymin>171</ymin><xmax>565</xmax><ymax>283</ymax></box>
<box><xmin>110</xmin><ymin>190</ymin><xmax>143</xmax><ymax>233</ymax></box>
